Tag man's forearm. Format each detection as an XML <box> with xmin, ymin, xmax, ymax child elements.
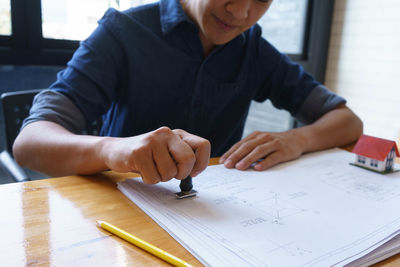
<box><xmin>292</xmin><ymin>104</ymin><xmax>363</xmax><ymax>154</ymax></box>
<box><xmin>13</xmin><ymin>121</ymin><xmax>211</xmax><ymax>182</ymax></box>
<box><xmin>13</xmin><ymin>121</ymin><xmax>109</xmax><ymax>177</ymax></box>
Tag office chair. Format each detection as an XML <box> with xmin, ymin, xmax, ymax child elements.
<box><xmin>0</xmin><ymin>89</ymin><xmax>42</xmax><ymax>182</ymax></box>
<box><xmin>0</xmin><ymin>89</ymin><xmax>102</xmax><ymax>182</ymax></box>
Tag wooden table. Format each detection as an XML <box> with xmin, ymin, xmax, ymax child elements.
<box><xmin>0</xmin><ymin>157</ymin><xmax>399</xmax><ymax>266</ymax></box>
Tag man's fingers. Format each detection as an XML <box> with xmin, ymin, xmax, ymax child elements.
<box><xmin>219</xmin><ymin>141</ymin><xmax>242</xmax><ymax>165</ymax></box>
<box><xmin>189</xmin><ymin>140</ymin><xmax>210</xmax><ymax>177</ymax></box>
<box><xmin>173</xmin><ymin>129</ymin><xmax>211</xmax><ymax>177</ymax></box>
<box><xmin>168</xmin><ymin>137</ymin><xmax>196</xmax><ymax>180</ymax></box>
<box><xmin>220</xmin><ymin>131</ymin><xmax>268</xmax><ymax>166</ymax></box>
<box><xmin>104</xmin><ymin>127</ymin><xmax>210</xmax><ymax>184</ymax></box>
<box><xmin>128</xmin><ymin>127</ymin><xmax>211</xmax><ymax>182</ymax></box>
<box><xmin>152</xmin><ymin>144</ymin><xmax>178</xmax><ymax>182</ymax></box>
<box><xmin>133</xmin><ymin>150</ymin><xmax>161</xmax><ymax>184</ymax></box>
<box><xmin>221</xmin><ymin>138</ymin><xmax>262</xmax><ymax>168</ymax></box>
<box><xmin>253</xmin><ymin>152</ymin><xmax>282</xmax><ymax>171</ymax></box>
<box><xmin>234</xmin><ymin>143</ymin><xmax>276</xmax><ymax>170</ymax></box>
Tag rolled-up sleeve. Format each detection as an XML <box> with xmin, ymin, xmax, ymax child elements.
<box><xmin>22</xmin><ymin>89</ymin><xmax>86</xmax><ymax>134</ymax></box>
<box><xmin>295</xmin><ymin>85</ymin><xmax>346</xmax><ymax>124</ymax></box>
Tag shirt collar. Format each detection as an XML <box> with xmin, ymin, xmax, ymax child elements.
<box><xmin>159</xmin><ymin>0</ymin><xmax>191</xmax><ymax>35</ymax></box>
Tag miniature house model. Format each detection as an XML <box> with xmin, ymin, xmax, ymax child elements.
<box><xmin>352</xmin><ymin>135</ymin><xmax>399</xmax><ymax>173</ymax></box>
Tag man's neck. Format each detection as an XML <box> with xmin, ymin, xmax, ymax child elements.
<box><xmin>199</xmin><ymin>32</ymin><xmax>216</xmax><ymax>57</ymax></box>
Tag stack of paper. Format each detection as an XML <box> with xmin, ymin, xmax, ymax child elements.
<box><xmin>118</xmin><ymin>149</ymin><xmax>400</xmax><ymax>266</ymax></box>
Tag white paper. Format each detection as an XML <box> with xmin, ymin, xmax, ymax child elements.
<box><xmin>118</xmin><ymin>148</ymin><xmax>400</xmax><ymax>267</ymax></box>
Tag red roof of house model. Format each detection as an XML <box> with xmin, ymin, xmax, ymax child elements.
<box><xmin>352</xmin><ymin>134</ymin><xmax>400</xmax><ymax>161</ymax></box>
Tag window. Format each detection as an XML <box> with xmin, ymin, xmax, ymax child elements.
<box><xmin>259</xmin><ymin>0</ymin><xmax>309</xmax><ymax>55</ymax></box>
<box><xmin>358</xmin><ymin>156</ymin><xmax>366</xmax><ymax>164</ymax></box>
<box><xmin>370</xmin><ymin>159</ymin><xmax>378</xmax><ymax>168</ymax></box>
<box><xmin>0</xmin><ymin>0</ymin><xmax>11</xmax><ymax>35</ymax></box>
<box><xmin>41</xmin><ymin>0</ymin><xmax>157</xmax><ymax>41</ymax></box>
<box><xmin>41</xmin><ymin>0</ymin><xmax>111</xmax><ymax>41</ymax></box>
<box><xmin>244</xmin><ymin>0</ymin><xmax>311</xmax><ymax>136</ymax></box>
<box><xmin>41</xmin><ymin>0</ymin><xmax>309</xmax><ymax>49</ymax></box>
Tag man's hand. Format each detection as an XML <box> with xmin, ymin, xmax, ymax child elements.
<box><xmin>101</xmin><ymin>127</ymin><xmax>211</xmax><ymax>184</ymax></box>
<box><xmin>219</xmin><ymin>130</ymin><xmax>306</xmax><ymax>171</ymax></box>
<box><xmin>219</xmin><ymin>105</ymin><xmax>363</xmax><ymax>172</ymax></box>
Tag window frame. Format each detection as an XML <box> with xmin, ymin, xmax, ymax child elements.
<box><xmin>0</xmin><ymin>0</ymin><xmax>333</xmax><ymax>82</ymax></box>
<box><xmin>295</xmin><ymin>0</ymin><xmax>335</xmax><ymax>83</ymax></box>
<box><xmin>0</xmin><ymin>0</ymin><xmax>78</xmax><ymax>65</ymax></box>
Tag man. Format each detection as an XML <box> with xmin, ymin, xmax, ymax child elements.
<box><xmin>13</xmin><ymin>0</ymin><xmax>363</xmax><ymax>184</ymax></box>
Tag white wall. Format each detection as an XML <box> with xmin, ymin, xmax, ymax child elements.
<box><xmin>325</xmin><ymin>0</ymin><xmax>400</xmax><ymax>141</ymax></box>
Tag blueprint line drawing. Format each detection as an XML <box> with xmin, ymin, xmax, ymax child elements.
<box><xmin>118</xmin><ymin>148</ymin><xmax>400</xmax><ymax>267</ymax></box>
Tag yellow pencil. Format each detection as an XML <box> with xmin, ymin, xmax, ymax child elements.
<box><xmin>96</xmin><ymin>220</ymin><xmax>193</xmax><ymax>267</ymax></box>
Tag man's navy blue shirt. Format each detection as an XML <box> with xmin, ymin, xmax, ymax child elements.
<box><xmin>41</xmin><ymin>0</ymin><xmax>343</xmax><ymax>156</ymax></box>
